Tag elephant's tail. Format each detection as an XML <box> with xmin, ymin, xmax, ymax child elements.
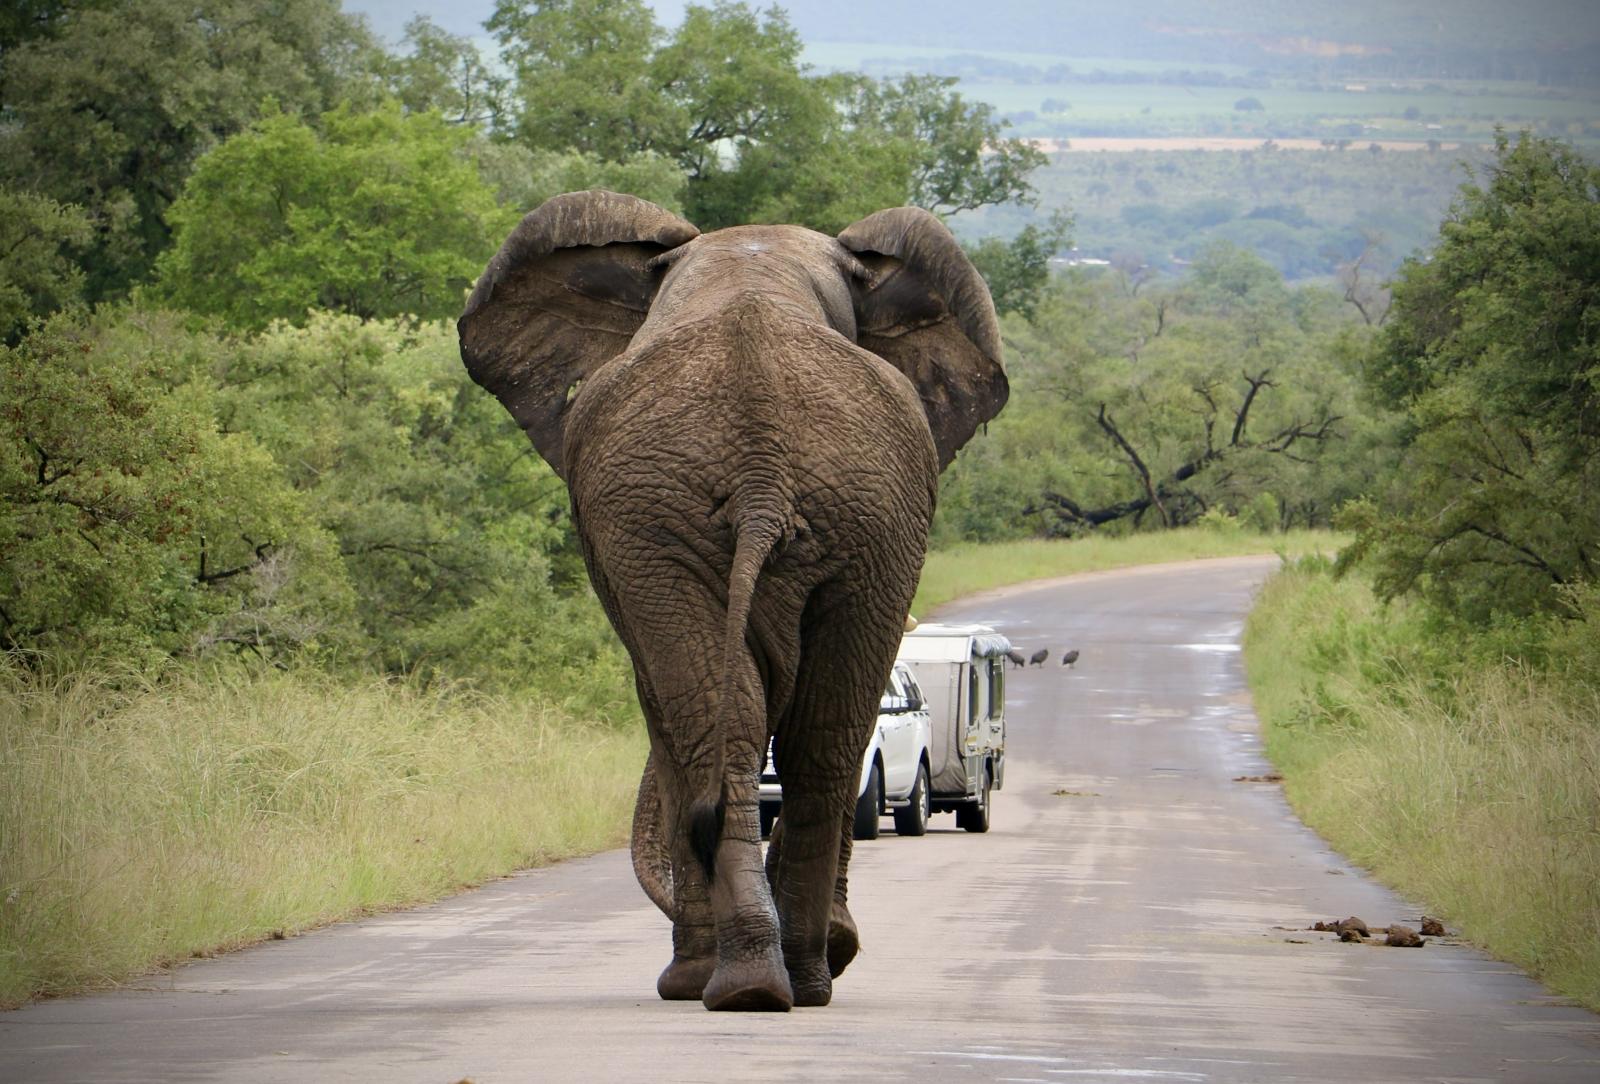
<box><xmin>689</xmin><ymin>505</ymin><xmax>785</xmax><ymax>882</ymax></box>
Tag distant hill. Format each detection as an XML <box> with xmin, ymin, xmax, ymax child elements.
<box><xmin>780</xmin><ymin>1</ymin><xmax>1600</xmax><ymax>85</ymax></box>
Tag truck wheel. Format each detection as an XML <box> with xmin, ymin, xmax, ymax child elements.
<box><xmin>852</xmin><ymin>761</ymin><xmax>882</xmax><ymax>840</ymax></box>
<box><xmin>892</xmin><ymin>762</ymin><xmax>931</xmax><ymax>837</ymax></box>
<box><xmin>759</xmin><ymin>803</ymin><xmax>777</xmax><ymax>840</ymax></box>
<box><xmin>956</xmin><ymin>766</ymin><xmax>992</xmax><ymax>834</ymax></box>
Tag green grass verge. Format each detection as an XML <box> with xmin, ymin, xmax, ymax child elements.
<box><xmin>0</xmin><ymin>662</ymin><xmax>646</xmax><ymax>1007</ymax></box>
<box><xmin>1243</xmin><ymin>565</ymin><xmax>1600</xmax><ymax>1010</ymax></box>
<box><xmin>913</xmin><ymin>525</ymin><xmax>1340</xmax><ymax>614</ymax></box>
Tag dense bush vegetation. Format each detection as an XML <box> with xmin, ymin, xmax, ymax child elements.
<box><xmin>930</xmin><ymin>242</ymin><xmax>1391</xmax><ymax>542</ymax></box>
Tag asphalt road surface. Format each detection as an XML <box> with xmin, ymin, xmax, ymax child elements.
<box><xmin>3</xmin><ymin>556</ymin><xmax>1597</xmax><ymax>1083</ymax></box>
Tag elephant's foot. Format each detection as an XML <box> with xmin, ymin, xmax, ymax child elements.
<box><xmin>656</xmin><ymin>953</ymin><xmax>715</xmax><ymax>1001</ymax></box>
<box><xmin>826</xmin><ymin>903</ymin><xmax>860</xmax><ymax>978</ymax></box>
<box><xmin>786</xmin><ymin>956</ymin><xmax>833</xmax><ymax>1007</ymax></box>
<box><xmin>702</xmin><ymin>950</ymin><xmax>794</xmax><ymax>1012</ymax></box>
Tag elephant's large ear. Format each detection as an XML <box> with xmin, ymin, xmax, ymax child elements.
<box><xmin>459</xmin><ymin>190</ymin><xmax>699</xmax><ymax>477</ymax></box>
<box><xmin>838</xmin><ymin>207</ymin><xmax>1008</xmax><ymax>470</ymax></box>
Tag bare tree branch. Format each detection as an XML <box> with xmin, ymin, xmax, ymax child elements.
<box><xmin>1097</xmin><ymin>404</ymin><xmax>1169</xmax><ymax>526</ymax></box>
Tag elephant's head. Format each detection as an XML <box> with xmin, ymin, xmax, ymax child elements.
<box><xmin>459</xmin><ymin>190</ymin><xmax>1008</xmax><ymax>477</ymax></box>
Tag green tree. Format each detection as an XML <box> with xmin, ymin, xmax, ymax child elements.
<box><xmin>488</xmin><ymin>0</ymin><xmax>673</xmax><ymax>160</ymax></box>
<box><xmin>385</xmin><ymin>15</ymin><xmax>508</xmax><ymax>128</ymax></box>
<box><xmin>966</xmin><ymin>210</ymin><xmax>1074</xmax><ymax>319</ymax></box>
<box><xmin>656</xmin><ymin>6</ymin><xmax>1043</xmax><ymax>229</ymax></box>
<box><xmin>478</xmin><ymin>145</ymin><xmax>688</xmax><ymax>215</ymax></box>
<box><xmin>156</xmin><ymin>103</ymin><xmax>510</xmax><ymax>329</ymax></box>
<box><xmin>0</xmin><ymin>0</ymin><xmax>71</xmax><ymax>59</ymax></box>
<box><xmin>0</xmin><ymin>0</ymin><xmax>378</xmax><ymax>300</ymax></box>
<box><xmin>1341</xmin><ymin>132</ymin><xmax>1600</xmax><ymax>619</ymax></box>
<box><xmin>933</xmin><ymin>255</ymin><xmax>1362</xmax><ymax>542</ymax></box>
<box><xmin>488</xmin><ymin>1</ymin><xmax>1044</xmax><ymax>230</ymax></box>
<box><xmin>842</xmin><ymin>73</ymin><xmax>1047</xmax><ymax>216</ymax></box>
<box><xmin>0</xmin><ymin>310</ymin><xmax>349</xmax><ymax>660</ymax></box>
<box><xmin>214</xmin><ymin>313</ymin><xmax>619</xmax><ymax>693</ymax></box>
<box><xmin>0</xmin><ymin>188</ymin><xmax>91</xmax><ymax>344</ymax></box>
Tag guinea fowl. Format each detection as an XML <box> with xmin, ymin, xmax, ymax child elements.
<box><xmin>1005</xmin><ymin>648</ymin><xmax>1026</xmax><ymax>668</ymax></box>
<box><xmin>1029</xmin><ymin>648</ymin><xmax>1048</xmax><ymax>666</ymax></box>
<box><xmin>1061</xmin><ymin>649</ymin><xmax>1079</xmax><ymax>667</ymax></box>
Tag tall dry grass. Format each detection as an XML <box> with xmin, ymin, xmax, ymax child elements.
<box><xmin>0</xmin><ymin>661</ymin><xmax>646</xmax><ymax>1006</ymax></box>
<box><xmin>1245</xmin><ymin>567</ymin><xmax>1600</xmax><ymax>1009</ymax></box>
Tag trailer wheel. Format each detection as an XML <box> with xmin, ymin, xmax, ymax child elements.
<box><xmin>852</xmin><ymin>761</ymin><xmax>882</xmax><ymax>840</ymax></box>
<box><xmin>956</xmin><ymin>765</ymin><xmax>992</xmax><ymax>833</ymax></box>
<box><xmin>893</xmin><ymin>762</ymin><xmax>931</xmax><ymax>837</ymax></box>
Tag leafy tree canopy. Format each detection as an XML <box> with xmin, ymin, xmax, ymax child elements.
<box><xmin>841</xmin><ymin>73</ymin><xmax>1048</xmax><ymax>216</ymax></box>
<box><xmin>966</xmin><ymin>210</ymin><xmax>1074</xmax><ymax>319</ymax></box>
<box><xmin>1341</xmin><ymin>132</ymin><xmax>1600</xmax><ymax>620</ymax></box>
<box><xmin>0</xmin><ymin>187</ymin><xmax>91</xmax><ymax>345</ymax></box>
<box><xmin>155</xmin><ymin>102</ymin><xmax>511</xmax><ymax>330</ymax></box>
<box><xmin>489</xmin><ymin>0</ymin><xmax>674</xmax><ymax>160</ymax></box>
<box><xmin>489</xmin><ymin>0</ymin><xmax>1043</xmax><ymax>229</ymax></box>
<box><xmin>0</xmin><ymin>310</ymin><xmax>349</xmax><ymax>660</ymax></box>
<box><xmin>384</xmin><ymin>15</ymin><xmax>509</xmax><ymax>128</ymax></box>
<box><xmin>932</xmin><ymin>253</ymin><xmax>1368</xmax><ymax>544</ymax></box>
<box><xmin>0</xmin><ymin>0</ymin><xmax>380</xmax><ymax>301</ymax></box>
<box><xmin>478</xmin><ymin>145</ymin><xmax>689</xmax><ymax>216</ymax></box>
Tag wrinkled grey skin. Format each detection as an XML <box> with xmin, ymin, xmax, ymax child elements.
<box><xmin>460</xmin><ymin>191</ymin><xmax>1006</xmax><ymax>1011</ymax></box>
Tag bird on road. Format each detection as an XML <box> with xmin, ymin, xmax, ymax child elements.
<box><xmin>1029</xmin><ymin>648</ymin><xmax>1049</xmax><ymax>666</ymax></box>
<box><xmin>1061</xmin><ymin>649</ymin><xmax>1080</xmax><ymax>668</ymax></box>
<box><xmin>1005</xmin><ymin>648</ymin><xmax>1026</xmax><ymax>669</ymax></box>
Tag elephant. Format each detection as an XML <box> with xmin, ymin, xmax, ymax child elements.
<box><xmin>458</xmin><ymin>190</ymin><xmax>1006</xmax><ymax>1011</ymax></box>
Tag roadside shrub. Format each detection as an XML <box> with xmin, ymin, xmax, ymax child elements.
<box><xmin>0</xmin><ymin>310</ymin><xmax>350</xmax><ymax>663</ymax></box>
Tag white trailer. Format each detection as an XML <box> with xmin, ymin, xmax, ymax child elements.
<box><xmin>896</xmin><ymin>622</ymin><xmax>1011</xmax><ymax>832</ymax></box>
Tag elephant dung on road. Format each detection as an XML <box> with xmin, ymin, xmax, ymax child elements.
<box><xmin>459</xmin><ymin>190</ymin><xmax>1007</xmax><ymax>1011</ymax></box>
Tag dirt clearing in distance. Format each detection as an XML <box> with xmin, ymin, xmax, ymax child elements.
<box><xmin>1032</xmin><ymin>137</ymin><xmax>1476</xmax><ymax>153</ymax></box>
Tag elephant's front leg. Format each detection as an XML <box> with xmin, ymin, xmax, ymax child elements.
<box><xmin>764</xmin><ymin>768</ymin><xmax>855</xmax><ymax>1006</ymax></box>
<box><xmin>764</xmin><ymin>789</ymin><xmax>862</xmax><ymax>983</ymax></box>
<box><xmin>827</xmin><ymin>815</ymin><xmax>861</xmax><ymax>978</ymax></box>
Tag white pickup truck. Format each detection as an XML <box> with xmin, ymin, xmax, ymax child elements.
<box><xmin>759</xmin><ymin>660</ymin><xmax>934</xmax><ymax>840</ymax></box>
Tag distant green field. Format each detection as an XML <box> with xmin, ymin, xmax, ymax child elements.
<box><xmin>801</xmin><ymin>40</ymin><xmax>1252</xmax><ymax>79</ymax></box>
<box><xmin>975</xmin><ymin>83</ymin><xmax>1598</xmax><ymax>124</ymax></box>
<box><xmin>952</xmin><ymin>142</ymin><xmax>1488</xmax><ymax>280</ymax></box>
<box><xmin>803</xmin><ymin>40</ymin><xmax>1600</xmax><ymax>145</ymax></box>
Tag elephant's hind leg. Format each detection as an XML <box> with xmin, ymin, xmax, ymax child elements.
<box><xmin>624</xmin><ymin>595</ymin><xmax>792</xmax><ymax>1012</ymax></box>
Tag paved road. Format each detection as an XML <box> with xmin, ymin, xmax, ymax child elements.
<box><xmin>3</xmin><ymin>556</ymin><xmax>1597</xmax><ymax>1083</ymax></box>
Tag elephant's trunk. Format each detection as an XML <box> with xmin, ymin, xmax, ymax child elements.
<box><xmin>632</xmin><ymin>754</ymin><xmax>675</xmax><ymax>917</ymax></box>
